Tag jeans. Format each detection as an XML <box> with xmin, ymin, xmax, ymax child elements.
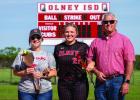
<box><xmin>18</xmin><ymin>90</ymin><xmax>52</xmax><ymax>100</ymax></box>
<box><xmin>94</xmin><ymin>76</ymin><xmax>124</xmax><ymax>100</ymax></box>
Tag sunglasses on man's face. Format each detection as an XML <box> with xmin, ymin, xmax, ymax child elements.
<box><xmin>30</xmin><ymin>35</ymin><xmax>41</xmax><ymax>40</ymax></box>
<box><xmin>102</xmin><ymin>20</ymin><xmax>116</xmax><ymax>24</ymax></box>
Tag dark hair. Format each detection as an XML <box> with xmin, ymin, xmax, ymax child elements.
<box><xmin>28</xmin><ymin>28</ymin><xmax>43</xmax><ymax>44</ymax></box>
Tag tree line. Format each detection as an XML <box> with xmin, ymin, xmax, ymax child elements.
<box><xmin>0</xmin><ymin>47</ymin><xmax>19</xmax><ymax>67</ymax></box>
<box><xmin>0</xmin><ymin>46</ymin><xmax>140</xmax><ymax>70</ymax></box>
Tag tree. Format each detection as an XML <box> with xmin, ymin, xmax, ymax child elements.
<box><xmin>0</xmin><ymin>46</ymin><xmax>20</xmax><ymax>67</ymax></box>
<box><xmin>135</xmin><ymin>55</ymin><xmax>140</xmax><ymax>70</ymax></box>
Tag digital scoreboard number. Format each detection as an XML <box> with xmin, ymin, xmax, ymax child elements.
<box><xmin>37</xmin><ymin>3</ymin><xmax>110</xmax><ymax>45</ymax></box>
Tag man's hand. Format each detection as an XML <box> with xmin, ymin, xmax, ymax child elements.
<box><xmin>96</xmin><ymin>71</ymin><xmax>106</xmax><ymax>82</ymax></box>
<box><xmin>120</xmin><ymin>83</ymin><xmax>129</xmax><ymax>95</ymax></box>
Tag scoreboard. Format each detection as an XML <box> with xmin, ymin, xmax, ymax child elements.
<box><xmin>37</xmin><ymin>3</ymin><xmax>110</xmax><ymax>45</ymax></box>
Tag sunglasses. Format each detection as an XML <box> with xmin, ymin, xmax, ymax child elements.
<box><xmin>30</xmin><ymin>35</ymin><xmax>41</xmax><ymax>40</ymax></box>
<box><xmin>102</xmin><ymin>20</ymin><xmax>116</xmax><ymax>24</ymax></box>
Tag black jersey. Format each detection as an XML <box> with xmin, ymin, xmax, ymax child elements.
<box><xmin>54</xmin><ymin>41</ymin><xmax>89</xmax><ymax>81</ymax></box>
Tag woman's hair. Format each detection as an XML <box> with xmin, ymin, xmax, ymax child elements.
<box><xmin>64</xmin><ymin>22</ymin><xmax>79</xmax><ymax>35</ymax></box>
<box><xmin>28</xmin><ymin>28</ymin><xmax>43</xmax><ymax>45</ymax></box>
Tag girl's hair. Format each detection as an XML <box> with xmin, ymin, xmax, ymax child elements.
<box><xmin>64</xmin><ymin>22</ymin><xmax>79</xmax><ymax>34</ymax></box>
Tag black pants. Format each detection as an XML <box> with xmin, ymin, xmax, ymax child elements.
<box><xmin>58</xmin><ymin>79</ymin><xmax>89</xmax><ymax>100</ymax></box>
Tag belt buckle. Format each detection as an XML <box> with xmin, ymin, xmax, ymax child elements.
<box><xmin>106</xmin><ymin>74</ymin><xmax>119</xmax><ymax>79</ymax></box>
<box><xmin>112</xmin><ymin>74</ymin><xmax>117</xmax><ymax>78</ymax></box>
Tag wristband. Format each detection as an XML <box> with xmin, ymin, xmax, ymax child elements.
<box><xmin>124</xmin><ymin>79</ymin><xmax>130</xmax><ymax>84</ymax></box>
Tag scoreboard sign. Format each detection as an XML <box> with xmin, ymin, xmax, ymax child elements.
<box><xmin>37</xmin><ymin>2</ymin><xmax>110</xmax><ymax>45</ymax></box>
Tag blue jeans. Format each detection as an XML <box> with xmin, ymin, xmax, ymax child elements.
<box><xmin>94</xmin><ymin>76</ymin><xmax>124</xmax><ymax>100</ymax></box>
<box><xmin>18</xmin><ymin>90</ymin><xmax>52</xmax><ymax>100</ymax></box>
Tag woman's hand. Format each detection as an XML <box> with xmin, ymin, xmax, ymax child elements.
<box><xmin>25</xmin><ymin>68</ymin><xmax>35</xmax><ymax>75</ymax></box>
<box><xmin>33</xmin><ymin>71</ymin><xmax>43</xmax><ymax>79</ymax></box>
<box><xmin>42</xmin><ymin>68</ymin><xmax>57</xmax><ymax>79</ymax></box>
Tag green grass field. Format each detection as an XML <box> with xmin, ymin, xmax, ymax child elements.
<box><xmin>0</xmin><ymin>69</ymin><xmax>140</xmax><ymax>100</ymax></box>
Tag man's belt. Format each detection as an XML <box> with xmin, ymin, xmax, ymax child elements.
<box><xmin>105</xmin><ymin>74</ymin><xmax>123</xmax><ymax>80</ymax></box>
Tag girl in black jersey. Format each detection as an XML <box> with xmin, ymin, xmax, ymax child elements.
<box><xmin>54</xmin><ymin>23</ymin><xmax>89</xmax><ymax>100</ymax></box>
